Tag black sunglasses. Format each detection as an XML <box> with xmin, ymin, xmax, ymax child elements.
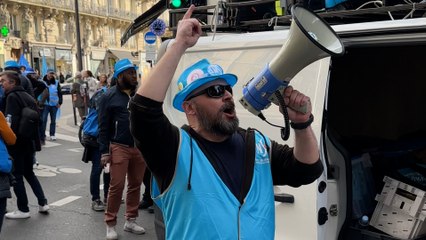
<box><xmin>186</xmin><ymin>85</ymin><xmax>233</xmax><ymax>101</ymax></box>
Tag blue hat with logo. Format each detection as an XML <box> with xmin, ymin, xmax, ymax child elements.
<box><xmin>113</xmin><ymin>59</ymin><xmax>138</xmax><ymax>78</ymax></box>
<box><xmin>4</xmin><ymin>60</ymin><xmax>20</xmax><ymax>70</ymax></box>
<box><xmin>172</xmin><ymin>59</ymin><xmax>237</xmax><ymax>112</ymax></box>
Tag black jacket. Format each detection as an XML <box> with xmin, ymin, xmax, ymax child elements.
<box><xmin>98</xmin><ymin>85</ymin><xmax>135</xmax><ymax>155</ymax></box>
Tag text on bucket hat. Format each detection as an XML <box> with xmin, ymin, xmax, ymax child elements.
<box><xmin>4</xmin><ymin>60</ymin><xmax>20</xmax><ymax>70</ymax></box>
<box><xmin>172</xmin><ymin>59</ymin><xmax>238</xmax><ymax>112</ymax></box>
<box><xmin>113</xmin><ymin>58</ymin><xmax>138</xmax><ymax>78</ymax></box>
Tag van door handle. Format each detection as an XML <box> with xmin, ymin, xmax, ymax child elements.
<box><xmin>274</xmin><ymin>193</ymin><xmax>295</xmax><ymax>203</ymax></box>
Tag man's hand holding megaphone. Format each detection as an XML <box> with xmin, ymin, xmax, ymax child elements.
<box><xmin>279</xmin><ymin>86</ymin><xmax>312</xmax><ymax>124</ymax></box>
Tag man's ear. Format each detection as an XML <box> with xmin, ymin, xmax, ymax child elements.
<box><xmin>182</xmin><ymin>101</ymin><xmax>196</xmax><ymax>115</ymax></box>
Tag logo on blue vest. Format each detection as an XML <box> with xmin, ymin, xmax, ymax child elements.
<box><xmin>255</xmin><ymin>141</ymin><xmax>269</xmax><ymax>164</ymax></box>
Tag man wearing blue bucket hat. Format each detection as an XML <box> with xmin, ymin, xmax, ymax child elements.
<box><xmin>4</xmin><ymin>60</ymin><xmax>34</xmax><ymax>98</ymax></box>
<box><xmin>129</xmin><ymin>6</ymin><xmax>323</xmax><ymax>240</ymax></box>
<box><xmin>98</xmin><ymin>58</ymin><xmax>147</xmax><ymax>239</ymax></box>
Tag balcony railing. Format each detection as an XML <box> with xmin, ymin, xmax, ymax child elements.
<box><xmin>108</xmin><ymin>7</ymin><xmax>138</xmax><ymax>20</ymax></box>
<box><xmin>9</xmin><ymin>0</ymin><xmax>138</xmax><ymax>20</ymax></box>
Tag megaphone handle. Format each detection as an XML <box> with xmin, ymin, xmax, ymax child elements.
<box><xmin>274</xmin><ymin>91</ymin><xmax>290</xmax><ymax>141</ymax></box>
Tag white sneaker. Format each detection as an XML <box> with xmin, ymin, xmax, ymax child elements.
<box><xmin>106</xmin><ymin>225</ymin><xmax>118</xmax><ymax>240</ymax></box>
<box><xmin>49</xmin><ymin>136</ymin><xmax>56</xmax><ymax>141</ymax></box>
<box><xmin>123</xmin><ymin>218</ymin><xmax>145</xmax><ymax>235</ymax></box>
<box><xmin>39</xmin><ymin>204</ymin><xmax>49</xmax><ymax>213</ymax></box>
<box><xmin>5</xmin><ymin>210</ymin><xmax>30</xmax><ymax>219</ymax></box>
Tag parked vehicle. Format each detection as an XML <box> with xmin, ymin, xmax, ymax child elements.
<box><xmin>158</xmin><ymin>16</ymin><xmax>426</xmax><ymax>240</ymax></box>
<box><xmin>60</xmin><ymin>82</ymin><xmax>72</xmax><ymax>95</ymax></box>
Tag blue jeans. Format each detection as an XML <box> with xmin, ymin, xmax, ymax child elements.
<box><xmin>41</xmin><ymin>105</ymin><xmax>58</xmax><ymax>140</ymax></box>
<box><xmin>89</xmin><ymin>146</ymin><xmax>110</xmax><ymax>201</ymax></box>
<box><xmin>13</xmin><ymin>172</ymin><xmax>47</xmax><ymax>213</ymax></box>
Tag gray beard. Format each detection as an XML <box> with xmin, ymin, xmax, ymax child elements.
<box><xmin>195</xmin><ymin>102</ymin><xmax>239</xmax><ymax>136</ymax></box>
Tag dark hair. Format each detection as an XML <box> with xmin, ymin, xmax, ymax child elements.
<box><xmin>0</xmin><ymin>70</ymin><xmax>21</xmax><ymax>85</ymax></box>
<box><xmin>85</xmin><ymin>70</ymin><xmax>94</xmax><ymax>77</ymax></box>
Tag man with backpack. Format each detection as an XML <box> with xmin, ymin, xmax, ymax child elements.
<box><xmin>98</xmin><ymin>59</ymin><xmax>146</xmax><ymax>239</ymax></box>
<box><xmin>81</xmin><ymin>85</ymin><xmax>111</xmax><ymax>212</ymax></box>
<box><xmin>40</xmin><ymin>69</ymin><xmax>62</xmax><ymax>143</ymax></box>
<box><xmin>0</xmin><ymin>71</ymin><xmax>49</xmax><ymax>219</ymax></box>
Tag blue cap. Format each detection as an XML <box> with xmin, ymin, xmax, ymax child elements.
<box><xmin>172</xmin><ymin>59</ymin><xmax>237</xmax><ymax>112</ymax></box>
<box><xmin>113</xmin><ymin>59</ymin><xmax>138</xmax><ymax>78</ymax></box>
<box><xmin>4</xmin><ymin>60</ymin><xmax>20</xmax><ymax>70</ymax></box>
<box><xmin>47</xmin><ymin>68</ymin><xmax>55</xmax><ymax>74</ymax></box>
<box><xmin>23</xmin><ymin>67</ymin><xmax>36</xmax><ymax>76</ymax></box>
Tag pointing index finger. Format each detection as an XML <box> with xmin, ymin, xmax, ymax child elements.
<box><xmin>182</xmin><ymin>4</ymin><xmax>195</xmax><ymax>20</ymax></box>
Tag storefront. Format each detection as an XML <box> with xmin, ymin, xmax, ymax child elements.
<box><xmin>55</xmin><ymin>48</ymin><xmax>72</xmax><ymax>77</ymax></box>
<box><xmin>90</xmin><ymin>49</ymin><xmax>107</xmax><ymax>76</ymax></box>
<box><xmin>31</xmin><ymin>46</ymin><xmax>55</xmax><ymax>75</ymax></box>
<box><xmin>0</xmin><ymin>40</ymin><xmax>4</xmax><ymax>68</ymax></box>
<box><xmin>106</xmin><ymin>48</ymin><xmax>140</xmax><ymax>76</ymax></box>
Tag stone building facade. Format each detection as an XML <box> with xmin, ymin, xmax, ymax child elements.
<box><xmin>0</xmin><ymin>0</ymin><xmax>159</xmax><ymax>77</ymax></box>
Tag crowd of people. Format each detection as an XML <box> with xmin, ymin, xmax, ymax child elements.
<box><xmin>0</xmin><ymin>59</ymin><xmax>153</xmax><ymax>239</ymax></box>
<box><xmin>0</xmin><ymin>6</ymin><xmax>324</xmax><ymax>240</ymax></box>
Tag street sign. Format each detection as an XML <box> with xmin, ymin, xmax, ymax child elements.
<box><xmin>150</xmin><ymin>19</ymin><xmax>166</xmax><ymax>36</ymax></box>
<box><xmin>1</xmin><ymin>25</ymin><xmax>9</xmax><ymax>37</ymax></box>
<box><xmin>145</xmin><ymin>44</ymin><xmax>156</xmax><ymax>61</ymax></box>
<box><xmin>144</xmin><ymin>31</ymin><xmax>156</xmax><ymax>45</ymax></box>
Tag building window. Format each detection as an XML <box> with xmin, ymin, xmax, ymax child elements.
<box><xmin>33</xmin><ymin>16</ymin><xmax>42</xmax><ymax>41</ymax></box>
<box><xmin>108</xmin><ymin>26</ymin><xmax>116</xmax><ymax>46</ymax></box>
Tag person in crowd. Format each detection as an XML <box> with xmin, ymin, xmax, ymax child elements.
<box><xmin>84</xmin><ymin>83</ymin><xmax>110</xmax><ymax>212</ymax></box>
<box><xmin>128</xmin><ymin>6</ymin><xmax>323</xmax><ymax>239</ymax></box>
<box><xmin>82</xmin><ymin>70</ymin><xmax>98</xmax><ymax>99</ymax></box>
<box><xmin>19</xmin><ymin>66</ymin><xmax>26</xmax><ymax>74</ymax></box>
<box><xmin>0</xmin><ymin>111</ymin><xmax>16</xmax><ymax>232</ymax></box>
<box><xmin>98</xmin><ymin>59</ymin><xmax>146</xmax><ymax>240</ymax></box>
<box><xmin>0</xmin><ymin>71</ymin><xmax>49</xmax><ymax>219</ymax></box>
<box><xmin>70</xmin><ymin>72</ymin><xmax>87</xmax><ymax>122</ymax></box>
<box><xmin>4</xmin><ymin>60</ymin><xmax>34</xmax><ymax>97</ymax></box>
<box><xmin>97</xmin><ymin>73</ymin><xmax>108</xmax><ymax>90</ymax></box>
<box><xmin>58</xmin><ymin>72</ymin><xmax>65</xmax><ymax>83</ymax></box>
<box><xmin>40</xmin><ymin>69</ymin><xmax>62</xmax><ymax>142</ymax></box>
<box><xmin>24</xmin><ymin>68</ymin><xmax>48</xmax><ymax>167</ymax></box>
<box><xmin>24</xmin><ymin>68</ymin><xmax>49</xmax><ymax>109</ymax></box>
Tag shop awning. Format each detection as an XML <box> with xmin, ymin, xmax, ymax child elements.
<box><xmin>108</xmin><ymin>49</ymin><xmax>140</xmax><ymax>64</ymax></box>
<box><xmin>91</xmin><ymin>49</ymin><xmax>106</xmax><ymax>60</ymax></box>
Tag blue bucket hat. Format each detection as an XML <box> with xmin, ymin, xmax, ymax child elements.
<box><xmin>4</xmin><ymin>60</ymin><xmax>20</xmax><ymax>70</ymax></box>
<box><xmin>113</xmin><ymin>59</ymin><xmax>138</xmax><ymax>78</ymax></box>
<box><xmin>23</xmin><ymin>67</ymin><xmax>36</xmax><ymax>76</ymax></box>
<box><xmin>172</xmin><ymin>59</ymin><xmax>238</xmax><ymax>112</ymax></box>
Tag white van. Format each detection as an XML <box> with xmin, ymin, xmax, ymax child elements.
<box><xmin>155</xmin><ymin>15</ymin><xmax>426</xmax><ymax>239</ymax></box>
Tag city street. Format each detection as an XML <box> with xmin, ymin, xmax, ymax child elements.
<box><xmin>2</xmin><ymin>95</ymin><xmax>157</xmax><ymax>240</ymax></box>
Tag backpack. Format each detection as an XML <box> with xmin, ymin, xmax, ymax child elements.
<box><xmin>81</xmin><ymin>108</ymin><xmax>99</xmax><ymax>147</ymax></box>
<box><xmin>13</xmin><ymin>93</ymin><xmax>39</xmax><ymax>140</ymax></box>
<box><xmin>79</xmin><ymin>87</ymin><xmax>107</xmax><ymax>148</ymax></box>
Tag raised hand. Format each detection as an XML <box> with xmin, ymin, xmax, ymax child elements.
<box><xmin>175</xmin><ymin>5</ymin><xmax>202</xmax><ymax>49</ymax></box>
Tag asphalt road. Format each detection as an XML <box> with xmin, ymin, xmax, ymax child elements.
<box><xmin>2</xmin><ymin>95</ymin><xmax>157</xmax><ymax>240</ymax></box>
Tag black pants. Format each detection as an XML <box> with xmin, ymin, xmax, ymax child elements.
<box><xmin>0</xmin><ymin>197</ymin><xmax>6</xmax><ymax>233</ymax></box>
<box><xmin>142</xmin><ymin>168</ymin><xmax>152</xmax><ymax>204</ymax></box>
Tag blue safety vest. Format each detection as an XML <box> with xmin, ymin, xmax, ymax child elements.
<box><xmin>46</xmin><ymin>80</ymin><xmax>59</xmax><ymax>106</ymax></box>
<box><xmin>152</xmin><ymin>129</ymin><xmax>275</xmax><ymax>240</ymax></box>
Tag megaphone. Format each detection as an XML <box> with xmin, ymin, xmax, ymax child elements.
<box><xmin>239</xmin><ymin>5</ymin><xmax>344</xmax><ymax>116</ymax></box>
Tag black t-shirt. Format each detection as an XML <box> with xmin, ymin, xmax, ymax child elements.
<box><xmin>129</xmin><ymin>94</ymin><xmax>324</xmax><ymax>198</ymax></box>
